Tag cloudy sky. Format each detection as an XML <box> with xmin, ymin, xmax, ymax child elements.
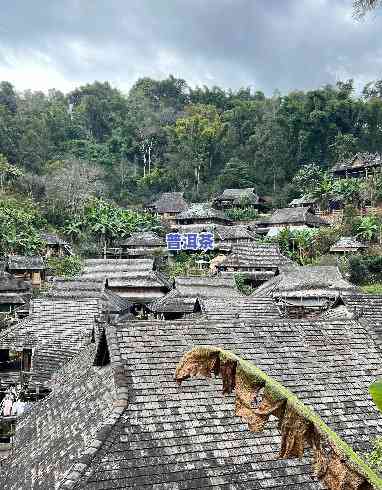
<box><xmin>0</xmin><ymin>0</ymin><xmax>381</xmax><ymax>95</ymax></box>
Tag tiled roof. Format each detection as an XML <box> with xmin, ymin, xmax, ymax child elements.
<box><xmin>7</xmin><ymin>255</ymin><xmax>45</xmax><ymax>271</ymax></box>
<box><xmin>330</xmin><ymin>236</ymin><xmax>367</xmax><ymax>252</ymax></box>
<box><xmin>220</xmin><ymin>242</ymin><xmax>293</xmax><ymax>270</ymax></box>
<box><xmin>176</xmin><ymin>202</ymin><xmax>231</xmax><ymax>222</ymax></box>
<box><xmin>0</xmin><ymin>344</ymin><xmax>117</xmax><ymax>490</ymax></box>
<box><xmin>289</xmin><ymin>195</ymin><xmax>318</xmax><ymax>207</ymax></box>
<box><xmin>21</xmin><ymin>316</ymin><xmax>382</xmax><ymax>489</ymax></box>
<box><xmin>151</xmin><ymin>192</ymin><xmax>189</xmax><ymax>214</ymax></box>
<box><xmin>332</xmin><ymin>152</ymin><xmax>382</xmax><ymax>173</ymax></box>
<box><xmin>269</xmin><ymin>207</ymin><xmax>328</xmax><ymax>227</ymax></box>
<box><xmin>215</xmin><ymin>188</ymin><xmax>260</xmax><ymax>204</ymax></box>
<box><xmin>203</xmin><ymin>295</ymin><xmax>281</xmax><ymax>321</ymax></box>
<box><xmin>0</xmin><ymin>298</ymin><xmax>100</xmax><ymax>386</ymax></box>
<box><xmin>174</xmin><ymin>275</ymin><xmax>241</xmax><ymax>298</ymax></box>
<box><xmin>255</xmin><ymin>265</ymin><xmax>358</xmax><ymax>299</ymax></box>
<box><xmin>119</xmin><ymin>231</ymin><xmax>164</xmax><ymax>248</ymax></box>
<box><xmin>40</xmin><ymin>232</ymin><xmax>68</xmax><ymax>246</ymax></box>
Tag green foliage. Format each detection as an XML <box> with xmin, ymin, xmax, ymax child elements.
<box><xmin>234</xmin><ymin>273</ymin><xmax>254</xmax><ymax>295</ymax></box>
<box><xmin>355</xmin><ymin>215</ymin><xmax>382</xmax><ymax>242</ymax></box>
<box><xmin>361</xmin><ymin>283</ymin><xmax>382</xmax><ymax>294</ymax></box>
<box><xmin>225</xmin><ymin>207</ymin><xmax>258</xmax><ymax>221</ymax></box>
<box><xmin>345</xmin><ymin>255</ymin><xmax>382</xmax><ymax>284</ymax></box>
<box><xmin>166</xmin><ymin>251</ymin><xmax>214</xmax><ymax>279</ymax></box>
<box><xmin>0</xmin><ymin>197</ymin><xmax>45</xmax><ymax>255</ymax></box>
<box><xmin>46</xmin><ymin>255</ymin><xmax>83</xmax><ymax>278</ymax></box>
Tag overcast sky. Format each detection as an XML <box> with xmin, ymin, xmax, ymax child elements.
<box><xmin>0</xmin><ymin>0</ymin><xmax>381</xmax><ymax>95</ymax></box>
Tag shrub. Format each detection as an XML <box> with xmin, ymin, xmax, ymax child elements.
<box><xmin>46</xmin><ymin>255</ymin><xmax>83</xmax><ymax>278</ymax></box>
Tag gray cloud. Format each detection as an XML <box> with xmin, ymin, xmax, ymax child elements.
<box><xmin>0</xmin><ymin>0</ymin><xmax>381</xmax><ymax>94</ymax></box>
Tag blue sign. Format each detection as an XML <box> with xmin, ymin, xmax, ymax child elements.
<box><xmin>166</xmin><ymin>232</ymin><xmax>214</xmax><ymax>251</ymax></box>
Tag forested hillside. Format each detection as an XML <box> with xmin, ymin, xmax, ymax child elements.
<box><xmin>2</xmin><ymin>75</ymin><xmax>382</xmax><ymax>255</ymax></box>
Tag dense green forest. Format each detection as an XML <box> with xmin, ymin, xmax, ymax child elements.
<box><xmin>2</xmin><ymin>75</ymin><xmax>382</xmax><ymax>254</ymax></box>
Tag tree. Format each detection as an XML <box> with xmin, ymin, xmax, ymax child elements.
<box><xmin>0</xmin><ymin>153</ymin><xmax>23</xmax><ymax>192</ymax></box>
<box><xmin>355</xmin><ymin>215</ymin><xmax>380</xmax><ymax>242</ymax></box>
<box><xmin>353</xmin><ymin>0</ymin><xmax>382</xmax><ymax>17</ymax></box>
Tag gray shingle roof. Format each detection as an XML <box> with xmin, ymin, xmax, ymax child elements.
<box><xmin>330</xmin><ymin>236</ymin><xmax>367</xmax><ymax>252</ymax></box>
<box><xmin>255</xmin><ymin>266</ymin><xmax>359</xmax><ymax>302</ymax></box>
<box><xmin>0</xmin><ymin>298</ymin><xmax>100</xmax><ymax>386</ymax></box>
<box><xmin>0</xmin><ymin>344</ymin><xmax>117</xmax><ymax>490</ymax></box>
<box><xmin>119</xmin><ymin>231</ymin><xmax>164</xmax><ymax>248</ymax></box>
<box><xmin>176</xmin><ymin>202</ymin><xmax>232</xmax><ymax>222</ymax></box>
<box><xmin>174</xmin><ymin>275</ymin><xmax>241</xmax><ymax>298</ymax></box>
<box><xmin>151</xmin><ymin>192</ymin><xmax>189</xmax><ymax>214</ymax></box>
<box><xmin>203</xmin><ymin>295</ymin><xmax>280</xmax><ymax>321</ymax></box>
<box><xmin>215</xmin><ymin>188</ymin><xmax>260</xmax><ymax>205</ymax></box>
<box><xmin>220</xmin><ymin>242</ymin><xmax>293</xmax><ymax>270</ymax></box>
<box><xmin>269</xmin><ymin>207</ymin><xmax>328</xmax><ymax>227</ymax></box>
<box><xmin>7</xmin><ymin>255</ymin><xmax>45</xmax><ymax>271</ymax></box>
<box><xmin>0</xmin><ymin>272</ymin><xmax>31</xmax><ymax>293</ymax></box>
<box><xmin>344</xmin><ymin>294</ymin><xmax>382</xmax><ymax>350</ymax></box>
<box><xmin>289</xmin><ymin>195</ymin><xmax>318</xmax><ymax>207</ymax></box>
<box><xmin>40</xmin><ymin>232</ymin><xmax>69</xmax><ymax>246</ymax></box>
<box><xmin>16</xmin><ymin>316</ymin><xmax>381</xmax><ymax>489</ymax></box>
<box><xmin>147</xmin><ymin>289</ymin><xmax>200</xmax><ymax>313</ymax></box>
<box><xmin>332</xmin><ymin>152</ymin><xmax>382</xmax><ymax>173</ymax></box>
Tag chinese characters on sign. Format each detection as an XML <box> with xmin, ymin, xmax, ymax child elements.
<box><xmin>166</xmin><ymin>232</ymin><xmax>214</xmax><ymax>251</ymax></box>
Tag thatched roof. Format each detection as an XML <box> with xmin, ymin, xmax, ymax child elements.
<box><xmin>269</xmin><ymin>207</ymin><xmax>328</xmax><ymax>227</ymax></box>
<box><xmin>151</xmin><ymin>192</ymin><xmax>188</xmax><ymax>214</ymax></box>
<box><xmin>332</xmin><ymin>152</ymin><xmax>382</xmax><ymax>173</ymax></box>
<box><xmin>6</xmin><ymin>317</ymin><xmax>382</xmax><ymax>489</ymax></box>
<box><xmin>176</xmin><ymin>202</ymin><xmax>231</xmax><ymax>223</ymax></box>
<box><xmin>330</xmin><ymin>236</ymin><xmax>367</xmax><ymax>252</ymax></box>
<box><xmin>119</xmin><ymin>231</ymin><xmax>164</xmax><ymax>248</ymax></box>
<box><xmin>220</xmin><ymin>243</ymin><xmax>293</xmax><ymax>270</ymax></box>
<box><xmin>7</xmin><ymin>255</ymin><xmax>45</xmax><ymax>271</ymax></box>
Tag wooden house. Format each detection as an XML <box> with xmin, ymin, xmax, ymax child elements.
<box><xmin>40</xmin><ymin>233</ymin><xmax>72</xmax><ymax>258</ymax></box>
<box><xmin>81</xmin><ymin>259</ymin><xmax>171</xmax><ymax>306</ymax></box>
<box><xmin>332</xmin><ymin>152</ymin><xmax>382</xmax><ymax>179</ymax></box>
<box><xmin>147</xmin><ymin>192</ymin><xmax>189</xmax><ymax>223</ymax></box>
<box><xmin>119</xmin><ymin>231</ymin><xmax>166</xmax><ymax>259</ymax></box>
<box><xmin>330</xmin><ymin>236</ymin><xmax>367</xmax><ymax>254</ymax></box>
<box><xmin>263</xmin><ymin>207</ymin><xmax>329</xmax><ymax>236</ymax></box>
<box><xmin>176</xmin><ymin>203</ymin><xmax>232</xmax><ymax>229</ymax></box>
<box><xmin>289</xmin><ymin>195</ymin><xmax>318</xmax><ymax>210</ymax></box>
<box><xmin>217</xmin><ymin>243</ymin><xmax>293</xmax><ymax>286</ymax></box>
<box><xmin>255</xmin><ymin>265</ymin><xmax>359</xmax><ymax>318</ymax></box>
<box><xmin>213</xmin><ymin>188</ymin><xmax>266</xmax><ymax>210</ymax></box>
<box><xmin>6</xmin><ymin>256</ymin><xmax>45</xmax><ymax>288</ymax></box>
<box><xmin>146</xmin><ymin>275</ymin><xmax>241</xmax><ymax>320</ymax></box>
<box><xmin>0</xmin><ymin>271</ymin><xmax>31</xmax><ymax>314</ymax></box>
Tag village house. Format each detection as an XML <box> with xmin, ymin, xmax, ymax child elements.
<box><xmin>6</xmin><ymin>256</ymin><xmax>45</xmax><ymax>288</ymax></box>
<box><xmin>40</xmin><ymin>232</ymin><xmax>72</xmax><ymax>258</ymax></box>
<box><xmin>332</xmin><ymin>151</ymin><xmax>382</xmax><ymax>179</ymax></box>
<box><xmin>330</xmin><ymin>236</ymin><xmax>367</xmax><ymax>254</ymax></box>
<box><xmin>255</xmin><ymin>265</ymin><xmax>359</xmax><ymax>318</ymax></box>
<box><xmin>256</xmin><ymin>207</ymin><xmax>329</xmax><ymax>237</ymax></box>
<box><xmin>146</xmin><ymin>274</ymin><xmax>241</xmax><ymax>319</ymax></box>
<box><xmin>217</xmin><ymin>242</ymin><xmax>293</xmax><ymax>286</ymax></box>
<box><xmin>147</xmin><ymin>191</ymin><xmax>189</xmax><ymax>223</ymax></box>
<box><xmin>118</xmin><ymin>231</ymin><xmax>166</xmax><ymax>259</ymax></box>
<box><xmin>81</xmin><ymin>258</ymin><xmax>171</xmax><ymax>307</ymax></box>
<box><xmin>2</xmin><ymin>314</ymin><xmax>382</xmax><ymax>489</ymax></box>
<box><xmin>289</xmin><ymin>194</ymin><xmax>319</xmax><ymax>210</ymax></box>
<box><xmin>175</xmin><ymin>202</ymin><xmax>232</xmax><ymax>231</ymax></box>
<box><xmin>213</xmin><ymin>187</ymin><xmax>267</xmax><ymax>210</ymax></box>
<box><xmin>0</xmin><ymin>268</ymin><xmax>31</xmax><ymax>314</ymax></box>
